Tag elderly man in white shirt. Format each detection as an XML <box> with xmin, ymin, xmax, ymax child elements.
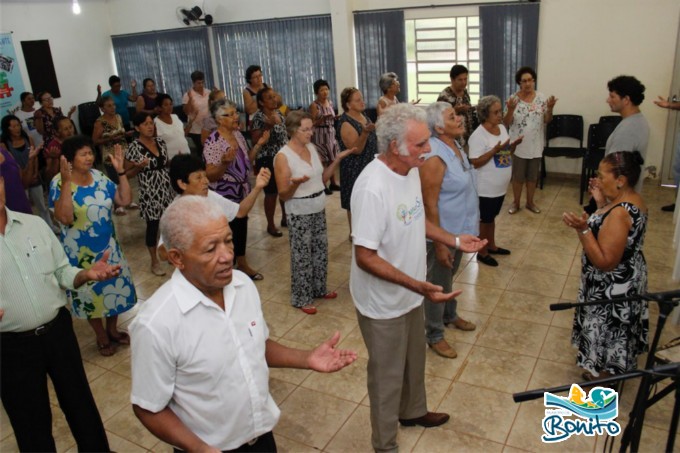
<box><xmin>350</xmin><ymin>103</ymin><xmax>486</xmax><ymax>452</ymax></box>
<box><xmin>130</xmin><ymin>195</ymin><xmax>356</xmax><ymax>452</ymax></box>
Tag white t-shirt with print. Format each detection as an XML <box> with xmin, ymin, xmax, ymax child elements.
<box><xmin>350</xmin><ymin>158</ymin><xmax>426</xmax><ymax>319</ymax></box>
<box><xmin>468</xmin><ymin>125</ymin><xmax>512</xmax><ymax>198</ymax></box>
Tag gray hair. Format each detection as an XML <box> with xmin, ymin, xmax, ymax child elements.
<box><xmin>425</xmin><ymin>102</ymin><xmax>453</xmax><ymax>137</ymax></box>
<box><xmin>284</xmin><ymin>110</ymin><xmax>312</xmax><ymax>137</ymax></box>
<box><xmin>476</xmin><ymin>95</ymin><xmax>501</xmax><ymax>124</ymax></box>
<box><xmin>376</xmin><ymin>103</ymin><xmax>427</xmax><ymax>156</ymax></box>
<box><xmin>379</xmin><ymin>72</ymin><xmax>398</xmax><ymax>94</ymax></box>
<box><xmin>160</xmin><ymin>195</ymin><xmax>226</xmax><ymax>252</ymax></box>
<box><xmin>210</xmin><ymin>98</ymin><xmax>238</xmax><ymax>120</ymax></box>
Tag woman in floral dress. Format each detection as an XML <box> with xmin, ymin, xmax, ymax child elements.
<box><xmin>309</xmin><ymin>79</ymin><xmax>340</xmax><ymax>192</ymax></box>
<box><xmin>50</xmin><ymin>136</ymin><xmax>135</xmax><ymax>356</ymax></box>
<box><xmin>563</xmin><ymin>151</ymin><xmax>648</xmax><ymax>381</ymax></box>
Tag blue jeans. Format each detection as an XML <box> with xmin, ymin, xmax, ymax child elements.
<box><xmin>423</xmin><ymin>242</ymin><xmax>463</xmax><ymax>344</ymax></box>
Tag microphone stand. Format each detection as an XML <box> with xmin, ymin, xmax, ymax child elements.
<box><xmin>548</xmin><ymin>290</ymin><xmax>680</xmax><ymax>452</ymax></box>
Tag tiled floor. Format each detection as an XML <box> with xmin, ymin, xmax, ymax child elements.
<box><xmin>2</xmin><ymin>175</ymin><xmax>680</xmax><ymax>452</ymax></box>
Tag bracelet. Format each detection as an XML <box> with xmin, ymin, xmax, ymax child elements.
<box><xmin>118</xmin><ymin>171</ymin><xmax>126</xmax><ymax>176</ymax></box>
<box><xmin>455</xmin><ymin>235</ymin><xmax>460</xmax><ymax>249</ymax></box>
<box><xmin>580</xmin><ymin>228</ymin><xmax>590</xmax><ymax>235</ymax></box>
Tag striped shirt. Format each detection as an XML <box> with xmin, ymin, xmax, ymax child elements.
<box><xmin>0</xmin><ymin>209</ymin><xmax>80</xmax><ymax>332</ymax></box>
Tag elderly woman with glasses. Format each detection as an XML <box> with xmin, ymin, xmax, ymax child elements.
<box><xmin>503</xmin><ymin>66</ymin><xmax>557</xmax><ymax>214</ymax></box>
<box><xmin>274</xmin><ymin>111</ymin><xmax>352</xmax><ymax>314</ymax></box>
<box><xmin>469</xmin><ymin>95</ymin><xmax>522</xmax><ymax>267</ymax></box>
<box><xmin>420</xmin><ymin>102</ymin><xmax>480</xmax><ymax>359</ymax></box>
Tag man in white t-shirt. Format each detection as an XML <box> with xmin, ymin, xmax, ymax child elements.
<box><xmin>130</xmin><ymin>195</ymin><xmax>357</xmax><ymax>452</ymax></box>
<box><xmin>350</xmin><ymin>104</ymin><xmax>486</xmax><ymax>452</ymax></box>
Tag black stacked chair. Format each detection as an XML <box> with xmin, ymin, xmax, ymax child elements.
<box><xmin>579</xmin><ymin>116</ymin><xmax>621</xmax><ymax>203</ymax></box>
<box><xmin>540</xmin><ymin>114</ymin><xmax>586</xmax><ymax>189</ymax></box>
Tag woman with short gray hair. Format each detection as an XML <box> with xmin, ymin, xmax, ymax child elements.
<box><xmin>468</xmin><ymin>95</ymin><xmax>523</xmax><ymax>267</ymax></box>
<box><xmin>377</xmin><ymin>72</ymin><xmax>400</xmax><ymax>117</ymax></box>
<box><xmin>420</xmin><ymin>102</ymin><xmax>479</xmax><ymax>359</ymax></box>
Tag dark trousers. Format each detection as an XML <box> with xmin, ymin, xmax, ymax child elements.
<box><xmin>189</xmin><ymin>133</ymin><xmax>204</xmax><ymax>159</ymax></box>
<box><xmin>0</xmin><ymin>308</ymin><xmax>109</xmax><ymax>452</ymax></box>
<box><xmin>173</xmin><ymin>431</ymin><xmax>276</xmax><ymax>452</ymax></box>
<box><xmin>230</xmin><ymin>216</ymin><xmax>248</xmax><ymax>258</ymax></box>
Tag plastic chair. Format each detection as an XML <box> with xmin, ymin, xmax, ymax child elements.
<box><xmin>540</xmin><ymin>114</ymin><xmax>586</xmax><ymax>189</ymax></box>
<box><xmin>578</xmin><ymin>117</ymin><xmax>621</xmax><ymax>203</ymax></box>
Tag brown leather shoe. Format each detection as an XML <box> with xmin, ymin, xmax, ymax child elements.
<box><xmin>428</xmin><ymin>340</ymin><xmax>457</xmax><ymax>359</ymax></box>
<box><xmin>449</xmin><ymin>318</ymin><xmax>476</xmax><ymax>331</ymax></box>
<box><xmin>399</xmin><ymin>411</ymin><xmax>450</xmax><ymax>428</ymax></box>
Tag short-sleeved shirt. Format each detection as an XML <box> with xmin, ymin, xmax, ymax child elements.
<box><xmin>129</xmin><ymin>269</ymin><xmax>279</xmax><ymax>451</ymax></box>
<box><xmin>605</xmin><ymin>113</ymin><xmax>649</xmax><ymax>159</ymax></box>
<box><xmin>203</xmin><ymin>130</ymin><xmax>252</xmax><ymax>202</ymax></box>
<box><xmin>14</xmin><ymin>109</ymin><xmax>43</xmax><ymax>148</ymax></box>
<box><xmin>250</xmin><ymin>110</ymin><xmax>288</xmax><ymax>161</ymax></box>
<box><xmin>102</xmin><ymin>90</ymin><xmax>132</xmax><ymax>126</ymax></box>
<box><xmin>0</xmin><ymin>208</ymin><xmax>80</xmax><ymax>332</ymax></box>
<box><xmin>507</xmin><ymin>92</ymin><xmax>548</xmax><ymax>159</ymax></box>
<box><xmin>350</xmin><ymin>158</ymin><xmax>426</xmax><ymax>319</ymax></box>
<box><xmin>468</xmin><ymin>125</ymin><xmax>512</xmax><ymax>198</ymax></box>
<box><xmin>154</xmin><ymin>114</ymin><xmax>190</xmax><ymax>160</ymax></box>
<box><xmin>181</xmin><ymin>88</ymin><xmax>210</xmax><ymax>135</ymax></box>
<box><xmin>425</xmin><ymin>137</ymin><xmax>478</xmax><ymax>235</ymax></box>
<box><xmin>0</xmin><ymin>147</ymin><xmax>32</xmax><ymax>214</ymax></box>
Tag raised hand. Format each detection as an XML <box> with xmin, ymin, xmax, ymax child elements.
<box><xmin>84</xmin><ymin>250</ymin><xmax>122</xmax><ymax>282</ymax></box>
<box><xmin>456</xmin><ymin>234</ymin><xmax>487</xmax><ymax>253</ymax></box>
<box><xmin>255</xmin><ymin>167</ymin><xmax>271</xmax><ymax>189</ymax></box>
<box><xmin>257</xmin><ymin>130</ymin><xmax>271</xmax><ymax>146</ymax></box>
<box><xmin>417</xmin><ymin>280</ymin><xmax>463</xmax><ymax>303</ymax></box>
<box><xmin>588</xmin><ymin>177</ymin><xmax>605</xmax><ymax>207</ymax></box>
<box><xmin>495</xmin><ymin>139</ymin><xmax>510</xmax><ymax>153</ymax></box>
<box><xmin>410</xmin><ymin>98</ymin><xmax>422</xmax><ymax>105</ymax></box>
<box><xmin>68</xmin><ymin>105</ymin><xmax>77</xmax><ymax>117</ymax></box>
<box><xmin>136</xmin><ymin>157</ymin><xmax>151</xmax><ymax>169</ymax></box>
<box><xmin>28</xmin><ymin>146</ymin><xmax>40</xmax><ymax>160</ymax></box>
<box><xmin>364</xmin><ymin>123</ymin><xmax>376</xmax><ymax>133</ymax></box>
<box><xmin>510</xmin><ymin>136</ymin><xmax>524</xmax><ymax>152</ymax></box>
<box><xmin>110</xmin><ymin>144</ymin><xmax>125</xmax><ymax>172</ymax></box>
<box><xmin>97</xmin><ymin>84</ymin><xmax>102</xmax><ymax>95</ymax></box>
<box><xmin>506</xmin><ymin>96</ymin><xmax>519</xmax><ymax>110</ymax></box>
<box><xmin>221</xmin><ymin>148</ymin><xmax>236</xmax><ymax>165</ymax></box>
<box><xmin>562</xmin><ymin>211</ymin><xmax>589</xmax><ymax>232</ymax></box>
<box><xmin>546</xmin><ymin>95</ymin><xmax>558</xmax><ymax>109</ymax></box>
<box><xmin>307</xmin><ymin>331</ymin><xmax>358</xmax><ymax>373</ymax></box>
<box><xmin>130</xmin><ymin>79</ymin><xmax>137</xmax><ymax>90</ymax></box>
<box><xmin>654</xmin><ymin>95</ymin><xmax>671</xmax><ymax>109</ymax></box>
<box><xmin>59</xmin><ymin>155</ymin><xmax>72</xmax><ymax>183</ymax></box>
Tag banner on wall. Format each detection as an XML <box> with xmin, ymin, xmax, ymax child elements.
<box><xmin>0</xmin><ymin>33</ymin><xmax>26</xmax><ymax>117</ymax></box>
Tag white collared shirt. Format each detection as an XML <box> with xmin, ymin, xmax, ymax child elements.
<box><xmin>129</xmin><ymin>269</ymin><xmax>279</xmax><ymax>450</ymax></box>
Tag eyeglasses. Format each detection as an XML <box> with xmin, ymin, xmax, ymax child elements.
<box><xmin>520</xmin><ymin>78</ymin><xmax>535</xmax><ymax>84</ymax></box>
<box><xmin>41</xmin><ymin>96</ymin><xmax>54</xmax><ymax>101</ymax></box>
<box><xmin>220</xmin><ymin>111</ymin><xmax>240</xmax><ymax>118</ymax></box>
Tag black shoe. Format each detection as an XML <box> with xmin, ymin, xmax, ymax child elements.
<box><xmin>281</xmin><ymin>218</ymin><xmax>288</xmax><ymax>228</ymax></box>
<box><xmin>477</xmin><ymin>254</ymin><xmax>498</xmax><ymax>267</ymax></box>
<box><xmin>329</xmin><ymin>183</ymin><xmax>341</xmax><ymax>191</ymax></box>
<box><xmin>488</xmin><ymin>247</ymin><xmax>511</xmax><ymax>255</ymax></box>
<box><xmin>399</xmin><ymin>412</ymin><xmax>450</xmax><ymax>428</ymax></box>
<box><xmin>662</xmin><ymin>203</ymin><xmax>675</xmax><ymax>212</ymax></box>
<box><xmin>324</xmin><ymin>187</ymin><xmax>333</xmax><ymax>195</ymax></box>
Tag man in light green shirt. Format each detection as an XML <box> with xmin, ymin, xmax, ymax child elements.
<box><xmin>0</xmin><ymin>167</ymin><xmax>121</xmax><ymax>452</ymax></box>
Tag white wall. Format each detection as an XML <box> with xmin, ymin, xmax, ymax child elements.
<box><xmin>1</xmin><ymin>0</ymin><xmax>678</xmax><ymax>174</ymax></box>
<box><xmin>0</xmin><ymin>0</ymin><xmax>115</xmax><ymax>119</ymax></box>
<box><xmin>538</xmin><ymin>0</ymin><xmax>680</xmax><ymax>175</ymax></box>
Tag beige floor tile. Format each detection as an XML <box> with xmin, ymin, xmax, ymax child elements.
<box><xmin>519</xmin><ymin>248</ymin><xmax>574</xmax><ymax>276</ymax></box>
<box><xmin>438</xmin><ymin>382</ymin><xmax>519</xmax><ymax>444</ymax></box>
<box><xmin>274</xmin><ymin>387</ymin><xmax>357</xmax><ymax>450</ymax></box>
<box><xmin>561</xmin><ymin>275</ymin><xmax>581</xmax><ymax>301</ymax></box>
<box><xmin>104</xmin><ymin>405</ymin><xmax>159</xmax><ymax>449</ymax></box>
<box><xmin>538</xmin><ymin>326</ymin><xmax>575</xmax><ymax>365</ymax></box>
<box><xmin>150</xmin><ymin>439</ymin><xmax>175</xmax><ymax>452</ymax></box>
<box><xmin>506</xmin><ymin>270</ymin><xmax>568</xmax><ymax>299</ymax></box>
<box><xmin>455</xmin><ymin>282</ymin><xmax>505</xmax><ymax>315</ymax></box>
<box><xmin>450</xmin><ymin>309</ymin><xmax>491</xmax><ymax>345</ymax></box>
<box><xmin>425</xmin><ymin>375</ymin><xmax>455</xmax><ymax>411</ymax></box>
<box><xmin>87</xmin><ymin>371</ymin><xmax>132</xmax><ymax>422</ymax></box>
<box><xmin>274</xmin><ymin>433</ymin><xmax>320</xmax><ymax>452</ymax></box>
<box><xmin>79</xmin><ymin>340</ymin><xmax>131</xmax><ymax>370</ymax></box>
<box><xmin>261</xmin><ymin>300</ymin><xmax>306</xmax><ymax>338</ymax></box>
<box><xmin>413</xmin><ymin>428</ymin><xmax>505</xmax><ymax>453</ymax></box>
<box><xmin>530</xmin><ymin>232</ymin><xmax>580</xmax><ymax>256</ymax></box>
<box><xmin>315</xmin><ymin>286</ymin><xmax>359</xmax><ymax>321</ymax></box>
<box><xmin>493</xmin><ymin>290</ymin><xmax>557</xmax><ymax>325</ymax></box>
<box><xmin>337</xmin><ymin>325</ymin><xmax>369</xmax><ymax>360</ymax></box>
<box><xmin>282</xmin><ymin>311</ymin><xmax>357</xmax><ymax>348</ymax></box>
<box><xmin>456</xmin><ymin>262</ymin><xmax>517</xmax><ymax>290</ymax></box>
<box><xmin>476</xmin><ymin>317</ymin><xmax>549</xmax><ymax>358</ymax></box>
<box><xmin>526</xmin><ymin>359</ymin><xmax>584</xmax><ymax>396</ymax></box>
<box><xmin>505</xmin><ymin>400</ymin><xmax>598</xmax><ymax>452</ymax></box>
<box><xmin>0</xmin><ymin>435</ymin><xmax>19</xmax><ymax>453</ymax></box>
<box><xmin>458</xmin><ymin>346</ymin><xmax>536</xmax><ymax>394</ymax></box>
<box><xmin>301</xmin><ymin>357</ymin><xmax>368</xmax><ymax>403</ymax></box>
<box><xmin>425</xmin><ymin>340</ymin><xmax>473</xmax><ymax>380</ymax></box>
<box><xmin>551</xmin><ymin>305</ymin><xmax>576</xmax><ymax>328</ymax></box>
<box><xmin>0</xmin><ymin>406</ymin><xmax>13</xmax><ymax>440</ymax></box>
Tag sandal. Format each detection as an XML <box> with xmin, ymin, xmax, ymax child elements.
<box><xmin>318</xmin><ymin>291</ymin><xmax>337</xmax><ymax>299</ymax></box>
<box><xmin>128</xmin><ymin>202</ymin><xmax>139</xmax><ymax>210</ymax></box>
<box><xmin>108</xmin><ymin>331</ymin><xmax>130</xmax><ymax>345</ymax></box>
<box><xmin>267</xmin><ymin>228</ymin><xmax>283</xmax><ymax>237</ymax></box>
<box><xmin>508</xmin><ymin>205</ymin><xmax>520</xmax><ymax>215</ymax></box>
<box><xmin>300</xmin><ymin>305</ymin><xmax>317</xmax><ymax>315</ymax></box>
<box><xmin>97</xmin><ymin>341</ymin><xmax>116</xmax><ymax>357</ymax></box>
<box><xmin>526</xmin><ymin>205</ymin><xmax>541</xmax><ymax>214</ymax></box>
<box><xmin>114</xmin><ymin>207</ymin><xmax>127</xmax><ymax>216</ymax></box>
<box><xmin>248</xmin><ymin>272</ymin><xmax>264</xmax><ymax>281</ymax></box>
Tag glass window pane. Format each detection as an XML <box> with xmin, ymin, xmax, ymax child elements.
<box><xmin>416</xmin><ymin>40</ymin><xmax>455</xmax><ymax>51</ymax></box>
<box><xmin>416</xmin><ymin>51</ymin><xmax>456</xmax><ymax>61</ymax></box>
<box><xmin>468</xmin><ymin>16</ymin><xmax>479</xmax><ymax>26</ymax></box>
<box><xmin>418</xmin><ymin>73</ymin><xmax>450</xmax><ymax>83</ymax></box>
<box><xmin>469</xmin><ymin>73</ymin><xmax>480</xmax><ymax>83</ymax></box>
<box><xmin>469</xmin><ymin>51</ymin><xmax>480</xmax><ymax>60</ymax></box>
<box><xmin>468</xmin><ymin>28</ymin><xmax>480</xmax><ymax>39</ymax></box>
<box><xmin>469</xmin><ymin>62</ymin><xmax>480</xmax><ymax>71</ymax></box>
<box><xmin>416</xmin><ymin>18</ymin><xmax>455</xmax><ymax>28</ymax></box>
<box><xmin>418</xmin><ymin>62</ymin><xmax>454</xmax><ymax>72</ymax></box>
<box><xmin>417</xmin><ymin>29</ymin><xmax>455</xmax><ymax>40</ymax></box>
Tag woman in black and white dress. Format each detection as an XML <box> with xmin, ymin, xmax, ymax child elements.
<box><xmin>125</xmin><ymin>113</ymin><xmax>174</xmax><ymax>276</ymax></box>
